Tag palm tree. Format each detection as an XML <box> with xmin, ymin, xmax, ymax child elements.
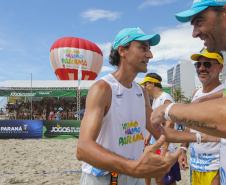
<box><xmin>173</xmin><ymin>88</ymin><xmax>187</xmax><ymax>103</ymax></box>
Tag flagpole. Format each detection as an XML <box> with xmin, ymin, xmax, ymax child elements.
<box><xmin>77</xmin><ymin>65</ymin><xmax>82</xmax><ymax>120</ymax></box>
<box><xmin>31</xmin><ymin>73</ymin><xmax>32</xmax><ymax>120</ymax></box>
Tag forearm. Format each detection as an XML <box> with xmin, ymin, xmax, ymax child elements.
<box><xmin>77</xmin><ymin>139</ymin><xmax>134</xmax><ymax>176</ymax></box>
<box><xmin>168</xmin><ymin>98</ymin><xmax>226</xmax><ymax>138</ymax></box>
<box><xmin>192</xmin><ymin>89</ymin><xmax>223</xmax><ymax>103</ymax></box>
<box><xmin>163</xmin><ymin>128</ymin><xmax>220</xmax><ymax>143</ymax></box>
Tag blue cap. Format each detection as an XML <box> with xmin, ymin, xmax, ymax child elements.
<box><xmin>113</xmin><ymin>27</ymin><xmax>160</xmax><ymax>50</ymax></box>
<box><xmin>175</xmin><ymin>0</ymin><xmax>226</xmax><ymax>23</ymax></box>
<box><xmin>58</xmin><ymin>107</ymin><xmax>63</xmax><ymax>110</ymax></box>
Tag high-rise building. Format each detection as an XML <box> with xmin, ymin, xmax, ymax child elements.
<box><xmin>221</xmin><ymin>51</ymin><xmax>226</xmax><ymax>84</ymax></box>
<box><xmin>167</xmin><ymin>60</ymin><xmax>195</xmax><ymax>99</ymax></box>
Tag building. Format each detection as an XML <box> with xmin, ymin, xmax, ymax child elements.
<box><xmin>167</xmin><ymin>60</ymin><xmax>195</xmax><ymax>99</ymax></box>
<box><xmin>221</xmin><ymin>51</ymin><xmax>226</xmax><ymax>83</ymax></box>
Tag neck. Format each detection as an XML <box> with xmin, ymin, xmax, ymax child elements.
<box><xmin>112</xmin><ymin>70</ymin><xmax>137</xmax><ymax>88</ymax></box>
<box><xmin>112</xmin><ymin>63</ymin><xmax>140</xmax><ymax>88</ymax></box>
<box><xmin>152</xmin><ymin>88</ymin><xmax>163</xmax><ymax>99</ymax></box>
<box><xmin>202</xmin><ymin>80</ymin><xmax>221</xmax><ymax>93</ymax></box>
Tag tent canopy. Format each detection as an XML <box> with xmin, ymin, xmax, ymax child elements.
<box><xmin>0</xmin><ymin>80</ymin><xmax>96</xmax><ymax>90</ymax></box>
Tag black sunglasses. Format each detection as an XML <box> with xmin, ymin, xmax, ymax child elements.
<box><xmin>194</xmin><ymin>61</ymin><xmax>220</xmax><ymax>69</ymax></box>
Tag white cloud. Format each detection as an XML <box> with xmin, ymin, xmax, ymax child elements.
<box><xmin>151</xmin><ymin>23</ymin><xmax>204</xmax><ymax>62</ymax></box>
<box><xmin>81</xmin><ymin>9</ymin><xmax>121</xmax><ymax>22</ymax></box>
<box><xmin>97</xmin><ymin>42</ymin><xmax>112</xmax><ymax>59</ymax></box>
<box><xmin>147</xmin><ymin>63</ymin><xmax>175</xmax><ymax>82</ymax></box>
<box><xmin>139</xmin><ymin>0</ymin><xmax>177</xmax><ymax>8</ymax></box>
<box><xmin>101</xmin><ymin>66</ymin><xmax>115</xmax><ymax>72</ymax></box>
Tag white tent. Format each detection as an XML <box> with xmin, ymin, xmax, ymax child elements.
<box><xmin>0</xmin><ymin>80</ymin><xmax>96</xmax><ymax>90</ymax></box>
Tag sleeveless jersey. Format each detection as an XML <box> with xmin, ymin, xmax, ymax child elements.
<box><xmin>220</xmin><ymin>138</ymin><xmax>226</xmax><ymax>184</ymax></box>
<box><xmin>220</xmin><ymin>83</ymin><xmax>226</xmax><ymax>184</ymax></box>
<box><xmin>190</xmin><ymin>84</ymin><xmax>223</xmax><ymax>172</ymax></box>
<box><xmin>82</xmin><ymin>74</ymin><xmax>147</xmax><ymax>176</ymax></box>
<box><xmin>150</xmin><ymin>92</ymin><xmax>177</xmax><ymax>155</ymax></box>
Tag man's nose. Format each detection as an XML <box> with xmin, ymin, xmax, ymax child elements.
<box><xmin>192</xmin><ymin>25</ymin><xmax>201</xmax><ymax>38</ymax></box>
<box><xmin>147</xmin><ymin>50</ymin><xmax>153</xmax><ymax>59</ymax></box>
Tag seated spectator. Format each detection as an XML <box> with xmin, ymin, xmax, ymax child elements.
<box><xmin>49</xmin><ymin>110</ymin><xmax>54</xmax><ymax>120</ymax></box>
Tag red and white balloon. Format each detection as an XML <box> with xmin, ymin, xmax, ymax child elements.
<box><xmin>50</xmin><ymin>37</ymin><xmax>103</xmax><ymax>80</ymax></box>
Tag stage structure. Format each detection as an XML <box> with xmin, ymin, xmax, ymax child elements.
<box><xmin>0</xmin><ymin>80</ymin><xmax>95</xmax><ymax>119</ymax></box>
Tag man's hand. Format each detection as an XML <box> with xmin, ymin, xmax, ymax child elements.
<box><xmin>133</xmin><ymin>135</ymin><xmax>182</xmax><ymax>178</ymax></box>
<box><xmin>178</xmin><ymin>149</ymin><xmax>189</xmax><ymax>171</ymax></box>
<box><xmin>144</xmin><ymin>133</ymin><xmax>151</xmax><ymax>147</ymax></box>
<box><xmin>150</xmin><ymin>105</ymin><xmax>167</xmax><ymax>134</ymax></box>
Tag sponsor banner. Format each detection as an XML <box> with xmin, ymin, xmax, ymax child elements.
<box><xmin>0</xmin><ymin>120</ymin><xmax>43</xmax><ymax>139</ymax></box>
<box><xmin>9</xmin><ymin>97</ymin><xmax>25</xmax><ymax>103</ymax></box>
<box><xmin>0</xmin><ymin>90</ymin><xmax>89</xmax><ymax>97</ymax></box>
<box><xmin>43</xmin><ymin>120</ymin><xmax>81</xmax><ymax>139</ymax></box>
<box><xmin>0</xmin><ymin>90</ymin><xmax>76</xmax><ymax>97</ymax></box>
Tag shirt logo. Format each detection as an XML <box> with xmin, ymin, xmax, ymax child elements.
<box><xmin>136</xmin><ymin>93</ymin><xmax>142</xmax><ymax>98</ymax></box>
<box><xmin>116</xmin><ymin>93</ymin><xmax>123</xmax><ymax>98</ymax></box>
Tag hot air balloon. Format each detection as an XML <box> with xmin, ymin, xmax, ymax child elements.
<box><xmin>50</xmin><ymin>37</ymin><xmax>103</xmax><ymax>80</ymax></box>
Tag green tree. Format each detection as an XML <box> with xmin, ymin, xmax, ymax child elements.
<box><xmin>173</xmin><ymin>88</ymin><xmax>187</xmax><ymax>103</ymax></box>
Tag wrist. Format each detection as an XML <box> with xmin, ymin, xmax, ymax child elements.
<box><xmin>164</xmin><ymin>103</ymin><xmax>175</xmax><ymax>121</ymax></box>
<box><xmin>196</xmin><ymin>133</ymin><xmax>201</xmax><ymax>144</ymax></box>
<box><xmin>180</xmin><ymin>147</ymin><xmax>188</xmax><ymax>153</ymax></box>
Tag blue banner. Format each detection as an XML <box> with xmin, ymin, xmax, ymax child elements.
<box><xmin>0</xmin><ymin>120</ymin><xmax>43</xmax><ymax>139</ymax></box>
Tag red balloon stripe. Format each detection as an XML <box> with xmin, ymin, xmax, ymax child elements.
<box><xmin>50</xmin><ymin>37</ymin><xmax>103</xmax><ymax>56</ymax></box>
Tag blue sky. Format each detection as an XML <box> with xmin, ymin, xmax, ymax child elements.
<box><xmin>0</xmin><ymin>0</ymin><xmax>204</xmax><ymax>84</ymax></box>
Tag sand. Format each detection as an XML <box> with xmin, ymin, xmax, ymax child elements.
<box><xmin>0</xmin><ymin>139</ymin><xmax>190</xmax><ymax>185</ymax></box>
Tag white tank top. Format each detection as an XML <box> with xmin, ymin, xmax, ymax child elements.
<box><xmin>220</xmin><ymin>84</ymin><xmax>226</xmax><ymax>184</ymax></box>
<box><xmin>82</xmin><ymin>74</ymin><xmax>147</xmax><ymax>176</ymax></box>
<box><xmin>150</xmin><ymin>92</ymin><xmax>177</xmax><ymax>155</ymax></box>
<box><xmin>190</xmin><ymin>84</ymin><xmax>223</xmax><ymax>172</ymax></box>
<box><xmin>220</xmin><ymin>138</ymin><xmax>226</xmax><ymax>184</ymax></box>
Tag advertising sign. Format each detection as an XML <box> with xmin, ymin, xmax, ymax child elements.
<box><xmin>0</xmin><ymin>90</ymin><xmax>89</xmax><ymax>97</ymax></box>
<box><xmin>8</xmin><ymin>97</ymin><xmax>26</xmax><ymax>103</ymax></box>
<box><xmin>43</xmin><ymin>120</ymin><xmax>81</xmax><ymax>139</ymax></box>
<box><xmin>0</xmin><ymin>120</ymin><xmax>43</xmax><ymax>139</ymax></box>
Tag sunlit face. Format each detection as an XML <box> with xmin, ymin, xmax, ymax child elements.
<box><xmin>195</xmin><ymin>56</ymin><xmax>222</xmax><ymax>86</ymax></box>
<box><xmin>144</xmin><ymin>81</ymin><xmax>154</xmax><ymax>96</ymax></box>
<box><xmin>123</xmin><ymin>40</ymin><xmax>153</xmax><ymax>73</ymax></box>
<box><xmin>191</xmin><ymin>8</ymin><xmax>226</xmax><ymax>52</ymax></box>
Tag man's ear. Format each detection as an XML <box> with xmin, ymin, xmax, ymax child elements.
<box><xmin>117</xmin><ymin>45</ymin><xmax>126</xmax><ymax>57</ymax></box>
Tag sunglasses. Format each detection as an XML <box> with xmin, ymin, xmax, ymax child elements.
<box><xmin>194</xmin><ymin>61</ymin><xmax>220</xmax><ymax>69</ymax></box>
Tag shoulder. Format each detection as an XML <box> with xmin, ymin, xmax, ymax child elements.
<box><xmin>192</xmin><ymin>89</ymin><xmax>199</xmax><ymax>99</ymax></box>
<box><xmin>89</xmin><ymin>80</ymin><xmax>112</xmax><ymax>96</ymax></box>
<box><xmin>162</xmin><ymin>92</ymin><xmax>174</xmax><ymax>104</ymax></box>
<box><xmin>86</xmin><ymin>80</ymin><xmax>112</xmax><ymax>107</ymax></box>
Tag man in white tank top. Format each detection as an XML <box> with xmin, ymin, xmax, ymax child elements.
<box><xmin>76</xmin><ymin>27</ymin><xmax>184</xmax><ymax>185</ymax></box>
<box><xmin>178</xmin><ymin>49</ymin><xmax>223</xmax><ymax>185</ymax></box>
<box><xmin>141</xmin><ymin>73</ymin><xmax>181</xmax><ymax>185</ymax></box>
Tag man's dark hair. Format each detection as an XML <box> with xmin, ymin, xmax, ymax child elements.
<box><xmin>209</xmin><ymin>6</ymin><xmax>225</xmax><ymax>13</ymax></box>
<box><xmin>109</xmin><ymin>42</ymin><xmax>131</xmax><ymax>66</ymax></box>
<box><xmin>146</xmin><ymin>73</ymin><xmax>162</xmax><ymax>88</ymax></box>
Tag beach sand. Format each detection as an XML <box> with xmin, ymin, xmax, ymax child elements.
<box><xmin>0</xmin><ymin>139</ymin><xmax>190</xmax><ymax>185</ymax></box>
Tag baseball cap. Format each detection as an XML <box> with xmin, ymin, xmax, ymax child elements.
<box><xmin>58</xmin><ymin>107</ymin><xmax>63</xmax><ymax>110</ymax></box>
<box><xmin>140</xmin><ymin>76</ymin><xmax>161</xmax><ymax>86</ymax></box>
<box><xmin>175</xmin><ymin>0</ymin><xmax>226</xmax><ymax>23</ymax></box>
<box><xmin>191</xmin><ymin>49</ymin><xmax>223</xmax><ymax>64</ymax></box>
<box><xmin>113</xmin><ymin>27</ymin><xmax>160</xmax><ymax>50</ymax></box>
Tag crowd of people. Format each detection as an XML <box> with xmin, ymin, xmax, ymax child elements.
<box><xmin>4</xmin><ymin>96</ymin><xmax>86</xmax><ymax>120</ymax></box>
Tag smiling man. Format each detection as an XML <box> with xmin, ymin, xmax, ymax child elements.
<box><xmin>179</xmin><ymin>49</ymin><xmax>223</xmax><ymax>185</ymax></box>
